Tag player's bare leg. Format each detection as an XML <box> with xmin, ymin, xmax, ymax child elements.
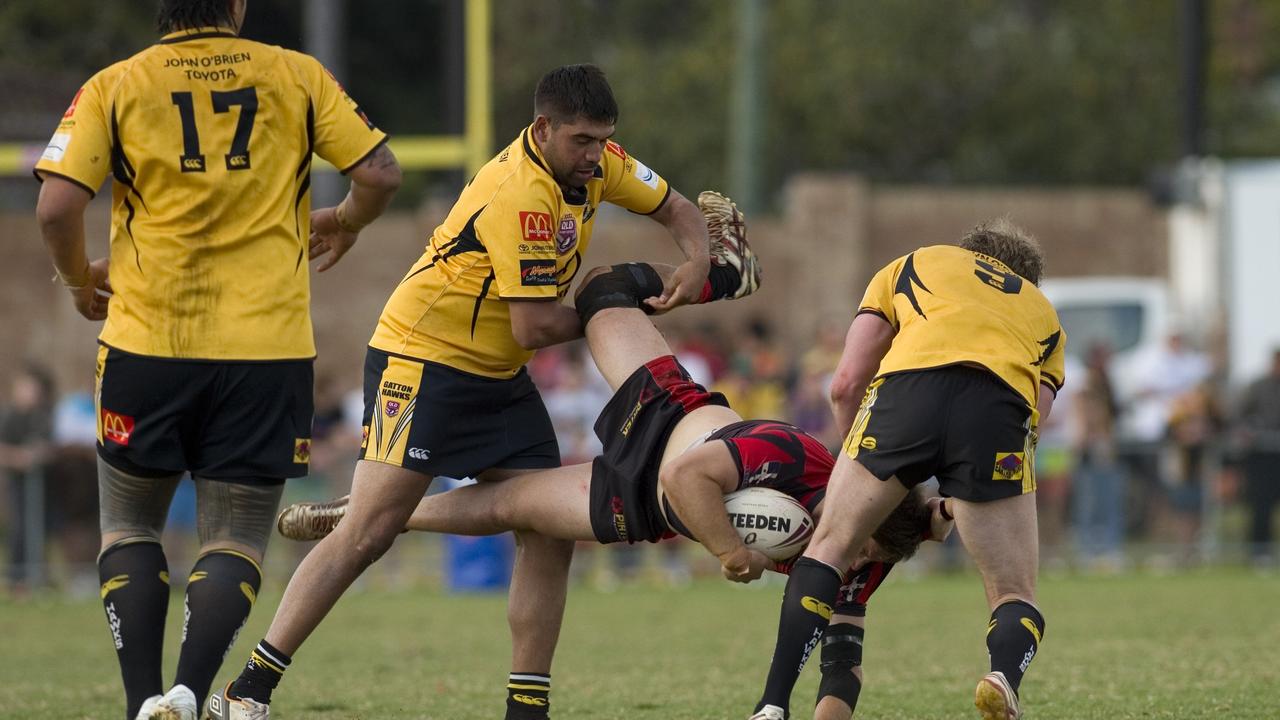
<box><xmin>952</xmin><ymin>493</ymin><xmax>1041</xmax><ymax>720</ymax></box>
<box><xmin>215</xmin><ymin>460</ymin><xmax>432</xmax><ymax>712</ymax></box>
<box><xmin>474</xmin><ymin>466</ymin><xmax>574</xmax><ymax>719</ymax></box>
<box><xmin>402</xmin><ymin>464</ymin><xmax>596</xmax><ymax>539</ymax></box>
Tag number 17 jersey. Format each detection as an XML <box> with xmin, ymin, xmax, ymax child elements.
<box><xmin>35</xmin><ymin>26</ymin><xmax>387</xmax><ymax>360</ymax></box>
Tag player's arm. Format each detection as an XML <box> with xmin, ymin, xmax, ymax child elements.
<box><xmin>658</xmin><ymin>440</ymin><xmax>770</xmax><ymax>583</ymax></box>
<box><xmin>35</xmin><ymin>177</ymin><xmax>110</xmax><ymax>321</ymax></box>
<box><xmin>814</xmin><ymin>614</ymin><xmax>866</xmax><ymax>720</ymax></box>
<box><xmin>310</xmin><ymin>143</ymin><xmax>402</xmax><ymax>272</ymax></box>
<box><xmin>508</xmin><ymin>298</ymin><xmax>584</xmax><ymax>350</ymax></box>
<box><xmin>641</xmin><ymin>189</ymin><xmax>711</xmax><ymax>313</ymax></box>
<box><xmin>830</xmin><ymin>312</ymin><xmax>895</xmax><ymax>437</ymax></box>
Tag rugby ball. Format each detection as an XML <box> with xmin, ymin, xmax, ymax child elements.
<box><xmin>723</xmin><ymin>487</ymin><xmax>814</xmax><ymax>561</ymax></box>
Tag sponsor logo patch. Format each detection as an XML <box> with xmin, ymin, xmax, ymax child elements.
<box><xmin>859</xmin><ymin>436</ymin><xmax>877</xmax><ymax>450</ymax></box>
<box><xmin>101</xmin><ymin>409</ymin><xmax>134</xmax><ymax>446</ymax></box>
<box><xmin>42</xmin><ymin>132</ymin><xmax>72</xmax><ymax>163</ymax></box>
<box><xmin>610</xmin><ymin>496</ymin><xmax>628</xmax><ymax>541</ymax></box>
<box><xmin>632</xmin><ymin>158</ymin><xmax>660</xmax><ymax>189</ymax></box>
<box><xmin>517</xmin><ymin>241</ymin><xmax>555</xmax><ymax>256</ymax></box>
<box><xmin>520</xmin><ymin>259</ymin><xmax>558</xmax><ymax>286</ymax></box>
<box><xmin>605</xmin><ymin>140</ymin><xmax>626</xmax><ymax>159</ymax></box>
<box><xmin>556</xmin><ymin>214</ymin><xmax>577</xmax><ymax>255</ymax></box>
<box><xmin>293</xmin><ymin>438</ymin><xmax>311</xmax><ymax>464</ymax></box>
<box><xmin>993</xmin><ymin>452</ymin><xmax>1025</xmax><ymax>480</ymax></box>
<box><xmin>800</xmin><ymin>596</ymin><xmax>834</xmax><ymax>620</ymax></box>
<box><xmin>63</xmin><ymin>87</ymin><xmax>85</xmax><ymax>119</ymax></box>
<box><xmin>519</xmin><ymin>211</ymin><xmax>553</xmax><ymax>241</ymax></box>
<box><xmin>361</xmin><ymin>425</ymin><xmax>369</xmax><ymax>449</ymax></box>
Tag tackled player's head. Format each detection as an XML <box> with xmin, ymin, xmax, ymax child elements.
<box><xmin>958</xmin><ymin>217</ymin><xmax>1045</xmax><ymax>286</ymax></box>
<box><xmin>532</xmin><ymin>65</ymin><xmax>619</xmax><ymax>188</ymax></box>
<box><xmin>157</xmin><ymin>0</ymin><xmax>245</xmax><ymax>34</ymax></box>
<box><xmin>869</xmin><ymin>486</ymin><xmax>932</xmax><ymax>564</ymax></box>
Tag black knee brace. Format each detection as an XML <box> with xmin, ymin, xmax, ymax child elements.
<box><xmin>817</xmin><ymin>623</ymin><xmax>864</xmax><ymax>710</ymax></box>
<box><xmin>575</xmin><ymin>262</ymin><xmax>664</xmax><ymax>327</ymax></box>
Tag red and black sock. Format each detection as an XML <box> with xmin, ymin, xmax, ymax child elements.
<box><xmin>699</xmin><ymin>264</ymin><xmax>742</xmax><ymax>303</ymax></box>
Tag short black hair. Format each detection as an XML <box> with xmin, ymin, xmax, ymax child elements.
<box><xmin>871</xmin><ymin>486</ymin><xmax>931</xmax><ymax>564</ymax></box>
<box><xmin>157</xmin><ymin>0</ymin><xmax>234</xmax><ymax>34</ymax></box>
<box><xmin>534</xmin><ymin>64</ymin><xmax>618</xmax><ymax>126</ymax></box>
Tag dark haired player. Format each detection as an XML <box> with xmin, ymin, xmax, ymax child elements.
<box><xmin>275</xmin><ymin>254</ymin><xmax>954</xmax><ymax>720</ymax></box>
<box><xmin>34</xmin><ymin>1</ymin><xmax>399</xmax><ymax>718</ymax></box>
<box><xmin>211</xmin><ymin>65</ymin><xmax>752</xmax><ymax>720</ymax></box>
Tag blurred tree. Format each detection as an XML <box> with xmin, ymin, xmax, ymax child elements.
<box><xmin>6</xmin><ymin>0</ymin><xmax>1280</xmax><ymax>205</ymax></box>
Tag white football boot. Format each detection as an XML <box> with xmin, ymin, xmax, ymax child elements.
<box><xmin>146</xmin><ymin>684</ymin><xmax>197</xmax><ymax>720</ymax></box>
<box><xmin>698</xmin><ymin>190</ymin><xmax>761</xmax><ymax>300</ymax></box>
<box><xmin>134</xmin><ymin>695</ymin><xmax>162</xmax><ymax>720</ymax></box>
<box><xmin>206</xmin><ymin>683</ymin><xmax>270</xmax><ymax>720</ymax></box>
<box><xmin>748</xmin><ymin>704</ymin><xmax>787</xmax><ymax>720</ymax></box>
<box><xmin>276</xmin><ymin>494</ymin><xmax>349</xmax><ymax>541</ymax></box>
<box><xmin>974</xmin><ymin>671</ymin><xmax>1021</xmax><ymax>720</ymax></box>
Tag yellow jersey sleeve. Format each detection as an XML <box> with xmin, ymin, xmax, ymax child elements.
<box><xmin>34</xmin><ymin>67</ymin><xmax>119</xmax><ymax>195</ymax></box>
<box><xmin>293</xmin><ymin>52</ymin><xmax>387</xmax><ymax>172</ymax></box>
<box><xmin>599</xmin><ymin>140</ymin><xmax>670</xmax><ymax>215</ymax></box>
<box><xmin>477</xmin><ymin>183</ymin><xmax>560</xmax><ymax>300</ymax></box>
<box><xmin>857</xmin><ymin>255</ymin><xmax>905</xmax><ymax>329</ymax></box>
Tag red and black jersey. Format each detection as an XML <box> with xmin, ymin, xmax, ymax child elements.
<box><xmin>711</xmin><ymin>420</ymin><xmax>835</xmax><ymax>514</ymax></box>
<box><xmin>833</xmin><ymin>560</ymin><xmax>894</xmax><ymax>618</ymax></box>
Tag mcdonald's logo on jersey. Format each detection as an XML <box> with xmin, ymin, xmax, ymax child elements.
<box><xmin>519</xmin><ymin>211</ymin><xmax>553</xmax><ymax>241</ymax></box>
<box><xmin>101</xmin><ymin>409</ymin><xmax>135</xmax><ymax>446</ymax></box>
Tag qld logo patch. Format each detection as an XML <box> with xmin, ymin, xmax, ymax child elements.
<box><xmin>101</xmin><ymin>409</ymin><xmax>134</xmax><ymax>446</ymax></box>
<box><xmin>556</xmin><ymin>214</ymin><xmax>577</xmax><ymax>254</ymax></box>
<box><xmin>385</xmin><ymin>400</ymin><xmax>401</xmax><ymax>417</ymax></box>
<box><xmin>993</xmin><ymin>452</ymin><xmax>1025</xmax><ymax>480</ymax></box>
<box><xmin>293</xmin><ymin>438</ymin><xmax>311</xmax><ymax>464</ymax></box>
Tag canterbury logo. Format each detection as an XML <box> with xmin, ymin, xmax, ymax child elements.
<box><xmin>511</xmin><ymin>695</ymin><xmax>548</xmax><ymax>707</ymax></box>
<box><xmin>408</xmin><ymin>447</ymin><xmax>431</xmax><ymax>461</ymax></box>
<box><xmin>800</xmin><ymin>596</ymin><xmax>833</xmax><ymax>620</ymax></box>
<box><xmin>100</xmin><ymin>574</ymin><xmax>129</xmax><ymax>599</ymax></box>
<box><xmin>1021</xmin><ymin>617</ymin><xmax>1042</xmax><ymax>645</ymax></box>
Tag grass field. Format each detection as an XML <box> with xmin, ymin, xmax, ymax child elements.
<box><xmin>2</xmin><ymin>565</ymin><xmax>1276</xmax><ymax>719</ymax></box>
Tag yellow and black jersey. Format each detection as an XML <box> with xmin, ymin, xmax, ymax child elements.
<box><xmin>370</xmin><ymin>127</ymin><xmax>671</xmax><ymax>378</ymax></box>
<box><xmin>35</xmin><ymin>26</ymin><xmax>387</xmax><ymax>360</ymax></box>
<box><xmin>858</xmin><ymin>245</ymin><xmax>1066</xmax><ymax>409</ymax></box>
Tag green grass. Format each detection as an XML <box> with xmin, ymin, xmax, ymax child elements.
<box><xmin>2</xmin><ymin>567</ymin><xmax>1277</xmax><ymax>719</ymax></box>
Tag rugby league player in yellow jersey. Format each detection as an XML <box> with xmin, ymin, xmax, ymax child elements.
<box><xmin>749</xmin><ymin>219</ymin><xmax>1066</xmax><ymax>720</ymax></box>
<box><xmin>214</xmin><ymin>64</ymin><xmax>759</xmax><ymax>720</ymax></box>
<box><xmin>34</xmin><ymin>2</ymin><xmax>400</xmax><ymax>718</ymax></box>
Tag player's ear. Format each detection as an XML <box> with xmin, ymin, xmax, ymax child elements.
<box><xmin>532</xmin><ymin>115</ymin><xmax>552</xmax><ymax>143</ymax></box>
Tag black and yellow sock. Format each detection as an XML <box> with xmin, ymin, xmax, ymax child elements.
<box><xmin>229</xmin><ymin>639</ymin><xmax>291</xmax><ymax>704</ymax></box>
<box><xmin>755</xmin><ymin>557</ymin><xmax>844</xmax><ymax>715</ymax></box>
<box><xmin>505</xmin><ymin>672</ymin><xmax>551</xmax><ymax>719</ymax></box>
<box><xmin>98</xmin><ymin>538</ymin><xmax>170</xmax><ymax>720</ymax></box>
<box><xmin>174</xmin><ymin>550</ymin><xmax>263</xmax><ymax>710</ymax></box>
<box><xmin>986</xmin><ymin>600</ymin><xmax>1045</xmax><ymax>694</ymax></box>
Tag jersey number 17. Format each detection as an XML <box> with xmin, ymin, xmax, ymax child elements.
<box><xmin>170</xmin><ymin>87</ymin><xmax>258</xmax><ymax>173</ymax></box>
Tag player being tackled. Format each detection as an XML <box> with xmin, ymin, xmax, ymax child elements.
<box><xmin>271</xmin><ymin>197</ymin><xmax>954</xmax><ymax>720</ymax></box>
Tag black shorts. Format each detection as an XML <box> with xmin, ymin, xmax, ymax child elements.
<box><xmin>95</xmin><ymin>344</ymin><xmax>313</xmax><ymax>482</ymax></box>
<box><xmin>359</xmin><ymin>347</ymin><xmax>559</xmax><ymax>478</ymax></box>
<box><xmin>589</xmin><ymin>355</ymin><xmax>729</xmax><ymax>544</ymax></box>
<box><xmin>842</xmin><ymin>365</ymin><xmax>1037</xmax><ymax>502</ymax></box>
